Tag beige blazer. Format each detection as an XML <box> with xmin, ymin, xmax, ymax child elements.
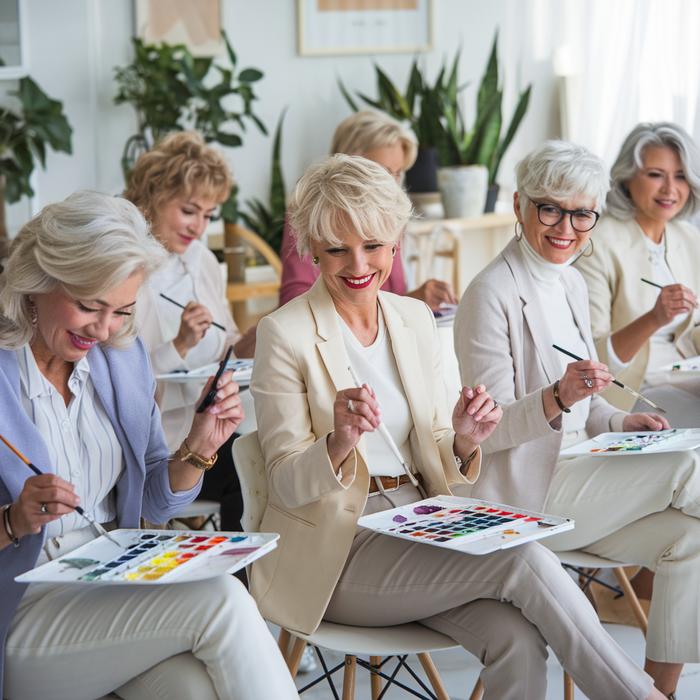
<box><xmin>574</xmin><ymin>216</ymin><xmax>700</xmax><ymax>410</ymax></box>
<box><xmin>455</xmin><ymin>238</ymin><xmax>624</xmax><ymax>512</ymax></box>
<box><xmin>249</xmin><ymin>279</ymin><xmax>479</xmax><ymax>635</ymax></box>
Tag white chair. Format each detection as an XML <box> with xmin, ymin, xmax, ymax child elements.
<box><xmin>468</xmin><ymin>550</ymin><xmax>649</xmax><ymax>700</ymax></box>
<box><xmin>233</xmin><ymin>431</ymin><xmax>459</xmax><ymax>700</ymax></box>
<box><xmin>170</xmin><ymin>499</ymin><xmax>221</xmax><ymax>530</ymax></box>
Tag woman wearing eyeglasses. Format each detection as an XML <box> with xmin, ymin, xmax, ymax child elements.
<box><xmin>455</xmin><ymin>140</ymin><xmax>700</xmax><ymax>699</ymax></box>
<box><xmin>575</xmin><ymin>122</ymin><xmax>700</xmax><ymax>428</ymax></box>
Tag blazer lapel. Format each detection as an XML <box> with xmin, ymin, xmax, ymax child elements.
<box><xmin>502</xmin><ymin>240</ymin><xmax>562</xmax><ymax>383</ymax></box>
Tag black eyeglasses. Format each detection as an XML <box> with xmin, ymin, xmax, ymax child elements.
<box><xmin>533</xmin><ymin>202</ymin><xmax>600</xmax><ymax>233</ymax></box>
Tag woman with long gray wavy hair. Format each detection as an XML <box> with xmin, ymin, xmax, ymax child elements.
<box><xmin>0</xmin><ymin>191</ymin><xmax>297</xmax><ymax>700</ymax></box>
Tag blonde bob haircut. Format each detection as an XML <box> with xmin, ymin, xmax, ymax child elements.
<box><xmin>331</xmin><ymin>110</ymin><xmax>418</xmax><ymax>171</ymax></box>
<box><xmin>288</xmin><ymin>154</ymin><xmax>413</xmax><ymax>256</ymax></box>
<box><xmin>515</xmin><ymin>140</ymin><xmax>609</xmax><ymax>218</ymax></box>
<box><xmin>606</xmin><ymin>122</ymin><xmax>700</xmax><ymax>220</ymax></box>
<box><xmin>0</xmin><ymin>190</ymin><xmax>166</xmax><ymax>349</ymax></box>
<box><xmin>124</xmin><ymin>131</ymin><xmax>233</xmax><ymax>221</ymax></box>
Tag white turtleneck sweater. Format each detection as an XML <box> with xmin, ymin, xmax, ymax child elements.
<box><xmin>519</xmin><ymin>237</ymin><xmax>590</xmax><ymax>433</ymax></box>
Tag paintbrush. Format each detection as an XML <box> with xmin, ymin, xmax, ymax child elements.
<box><xmin>0</xmin><ymin>433</ymin><xmax>121</xmax><ymax>546</ymax></box>
<box><xmin>159</xmin><ymin>293</ymin><xmax>226</xmax><ymax>331</ymax></box>
<box><xmin>552</xmin><ymin>344</ymin><xmax>666</xmax><ymax>413</ymax></box>
<box><xmin>641</xmin><ymin>277</ymin><xmax>664</xmax><ymax>290</ymax></box>
<box><xmin>346</xmin><ymin>365</ymin><xmax>426</xmax><ymax>497</ymax></box>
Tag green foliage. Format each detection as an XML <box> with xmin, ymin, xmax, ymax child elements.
<box><xmin>0</xmin><ymin>76</ymin><xmax>73</xmax><ymax>203</ymax></box>
<box><xmin>114</xmin><ymin>30</ymin><xmax>266</xmax><ymax>180</ymax></box>
<box><xmin>338</xmin><ymin>32</ymin><xmax>532</xmax><ymax>185</ymax></box>
<box><xmin>237</xmin><ymin>110</ymin><xmax>287</xmax><ymax>254</ymax></box>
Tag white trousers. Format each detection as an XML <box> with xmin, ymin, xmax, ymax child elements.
<box><xmin>4</xmin><ymin>575</ymin><xmax>299</xmax><ymax>700</ymax></box>
<box><xmin>544</xmin><ymin>446</ymin><xmax>700</xmax><ymax>662</ymax></box>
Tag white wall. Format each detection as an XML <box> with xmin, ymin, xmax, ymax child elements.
<box><xmin>3</xmin><ymin>0</ymin><xmax>564</xmax><ymax>234</ymax></box>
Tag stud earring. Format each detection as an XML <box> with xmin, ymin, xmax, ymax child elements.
<box><xmin>312</xmin><ymin>256</ymin><xmax>320</xmax><ymax>265</ymax></box>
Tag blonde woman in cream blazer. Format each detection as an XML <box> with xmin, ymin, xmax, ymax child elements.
<box><xmin>251</xmin><ymin>154</ymin><xmax>661</xmax><ymax>700</ymax></box>
<box><xmin>575</xmin><ymin>123</ymin><xmax>700</xmax><ymax>423</ymax></box>
<box><xmin>456</xmin><ymin>140</ymin><xmax>700</xmax><ymax>699</ymax></box>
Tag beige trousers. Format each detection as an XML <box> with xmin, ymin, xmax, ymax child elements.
<box><xmin>543</xmin><ymin>446</ymin><xmax>700</xmax><ymax>663</ymax></box>
<box><xmin>5</xmin><ymin>575</ymin><xmax>299</xmax><ymax>700</ymax></box>
<box><xmin>324</xmin><ymin>485</ymin><xmax>652</xmax><ymax>700</ymax></box>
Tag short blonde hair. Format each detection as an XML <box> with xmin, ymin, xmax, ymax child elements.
<box><xmin>124</xmin><ymin>131</ymin><xmax>233</xmax><ymax>221</ymax></box>
<box><xmin>607</xmin><ymin>122</ymin><xmax>700</xmax><ymax>220</ymax></box>
<box><xmin>516</xmin><ymin>140</ymin><xmax>609</xmax><ymax>217</ymax></box>
<box><xmin>331</xmin><ymin>110</ymin><xmax>417</xmax><ymax>171</ymax></box>
<box><xmin>289</xmin><ymin>154</ymin><xmax>413</xmax><ymax>255</ymax></box>
<box><xmin>0</xmin><ymin>191</ymin><xmax>166</xmax><ymax>349</ymax></box>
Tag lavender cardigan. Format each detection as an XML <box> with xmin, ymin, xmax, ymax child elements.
<box><xmin>0</xmin><ymin>338</ymin><xmax>200</xmax><ymax>690</ymax></box>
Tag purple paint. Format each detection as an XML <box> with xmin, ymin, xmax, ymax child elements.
<box><xmin>392</xmin><ymin>514</ymin><xmax>408</xmax><ymax>523</ymax></box>
<box><xmin>413</xmin><ymin>505</ymin><xmax>444</xmax><ymax>515</ymax></box>
<box><xmin>220</xmin><ymin>547</ymin><xmax>258</xmax><ymax>556</ymax></box>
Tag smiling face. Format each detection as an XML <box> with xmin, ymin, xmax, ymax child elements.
<box><xmin>151</xmin><ymin>192</ymin><xmax>219</xmax><ymax>254</ymax></box>
<box><xmin>515</xmin><ymin>192</ymin><xmax>597</xmax><ymax>264</ymax></box>
<box><xmin>30</xmin><ymin>272</ymin><xmax>144</xmax><ymax>363</ymax></box>
<box><xmin>310</xmin><ymin>223</ymin><xmax>395</xmax><ymax>309</ymax></box>
<box><xmin>363</xmin><ymin>142</ymin><xmax>406</xmax><ymax>182</ymax></box>
<box><xmin>627</xmin><ymin>145</ymin><xmax>690</xmax><ymax>232</ymax></box>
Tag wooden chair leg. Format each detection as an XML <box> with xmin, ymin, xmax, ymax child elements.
<box><xmin>278</xmin><ymin>628</ymin><xmax>291</xmax><ymax>659</ymax></box>
<box><xmin>341</xmin><ymin>655</ymin><xmax>356</xmax><ymax>700</ymax></box>
<box><xmin>468</xmin><ymin>676</ymin><xmax>484</xmax><ymax>700</ymax></box>
<box><xmin>564</xmin><ymin>670</ymin><xmax>575</xmax><ymax>700</ymax></box>
<box><xmin>286</xmin><ymin>637</ymin><xmax>307</xmax><ymax>678</ymax></box>
<box><xmin>612</xmin><ymin>567</ymin><xmax>649</xmax><ymax>635</ymax></box>
<box><xmin>417</xmin><ymin>652</ymin><xmax>450</xmax><ymax>700</ymax></box>
<box><xmin>369</xmin><ymin>656</ymin><xmax>382</xmax><ymax>700</ymax></box>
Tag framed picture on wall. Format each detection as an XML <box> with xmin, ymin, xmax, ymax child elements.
<box><xmin>297</xmin><ymin>0</ymin><xmax>433</xmax><ymax>56</ymax></box>
<box><xmin>0</xmin><ymin>0</ymin><xmax>27</xmax><ymax>79</ymax></box>
<box><xmin>135</xmin><ymin>0</ymin><xmax>222</xmax><ymax>56</ymax></box>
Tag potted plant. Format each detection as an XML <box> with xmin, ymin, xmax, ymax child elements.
<box><xmin>114</xmin><ymin>30</ymin><xmax>266</xmax><ymax>181</ymax></box>
<box><xmin>437</xmin><ymin>34</ymin><xmax>531</xmax><ymax>216</ymax></box>
<box><xmin>338</xmin><ymin>55</ymin><xmax>465</xmax><ymax>194</ymax></box>
<box><xmin>0</xmin><ymin>75</ymin><xmax>73</xmax><ymax>258</ymax></box>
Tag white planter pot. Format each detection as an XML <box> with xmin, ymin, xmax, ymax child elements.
<box><xmin>437</xmin><ymin>165</ymin><xmax>489</xmax><ymax>219</ymax></box>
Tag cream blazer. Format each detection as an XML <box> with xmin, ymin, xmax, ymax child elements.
<box><xmin>455</xmin><ymin>238</ymin><xmax>624</xmax><ymax>512</ymax></box>
<box><xmin>575</xmin><ymin>216</ymin><xmax>700</xmax><ymax>410</ymax></box>
<box><xmin>249</xmin><ymin>279</ymin><xmax>479</xmax><ymax>635</ymax></box>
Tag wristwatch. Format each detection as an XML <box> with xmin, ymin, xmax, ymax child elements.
<box><xmin>176</xmin><ymin>440</ymin><xmax>219</xmax><ymax>471</ymax></box>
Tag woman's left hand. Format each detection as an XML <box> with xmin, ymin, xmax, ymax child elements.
<box><xmin>452</xmin><ymin>385</ymin><xmax>503</xmax><ymax>445</ymax></box>
<box><xmin>186</xmin><ymin>370</ymin><xmax>244</xmax><ymax>456</ymax></box>
<box><xmin>622</xmin><ymin>412</ymin><xmax>670</xmax><ymax>432</ymax></box>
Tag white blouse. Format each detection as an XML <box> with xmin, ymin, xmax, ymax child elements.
<box><xmin>15</xmin><ymin>345</ymin><xmax>123</xmax><ymax>539</ymax></box>
<box><xmin>339</xmin><ymin>308</ymin><xmax>413</xmax><ymax>477</ymax></box>
<box><xmin>138</xmin><ymin>240</ymin><xmax>241</xmax><ymax>450</ymax></box>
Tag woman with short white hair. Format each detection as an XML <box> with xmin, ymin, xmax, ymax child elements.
<box><xmin>279</xmin><ymin>110</ymin><xmax>456</xmax><ymax>310</ymax></box>
<box><xmin>456</xmin><ymin>139</ymin><xmax>700</xmax><ymax>699</ymax></box>
<box><xmin>575</xmin><ymin>122</ymin><xmax>700</xmax><ymax>427</ymax></box>
<box><xmin>0</xmin><ymin>191</ymin><xmax>298</xmax><ymax>700</ymax></box>
<box><xmin>252</xmin><ymin>153</ymin><xmax>663</xmax><ymax>700</ymax></box>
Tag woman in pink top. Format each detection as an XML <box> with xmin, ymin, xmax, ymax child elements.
<box><xmin>279</xmin><ymin>110</ymin><xmax>456</xmax><ymax>310</ymax></box>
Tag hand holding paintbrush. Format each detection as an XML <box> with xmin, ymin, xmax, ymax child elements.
<box><xmin>0</xmin><ymin>433</ymin><xmax>120</xmax><ymax>546</ymax></box>
<box><xmin>640</xmin><ymin>278</ymin><xmax>698</xmax><ymax>326</ymax></box>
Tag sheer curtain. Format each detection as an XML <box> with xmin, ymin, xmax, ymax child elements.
<box><xmin>555</xmin><ymin>0</ymin><xmax>700</xmax><ymax>164</ymax></box>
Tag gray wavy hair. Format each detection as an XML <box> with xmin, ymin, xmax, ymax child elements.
<box><xmin>0</xmin><ymin>190</ymin><xmax>166</xmax><ymax>349</ymax></box>
<box><xmin>515</xmin><ymin>140</ymin><xmax>609</xmax><ymax>218</ymax></box>
<box><xmin>288</xmin><ymin>154</ymin><xmax>413</xmax><ymax>256</ymax></box>
<box><xmin>606</xmin><ymin>122</ymin><xmax>700</xmax><ymax>220</ymax></box>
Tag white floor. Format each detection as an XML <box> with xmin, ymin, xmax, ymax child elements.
<box><xmin>291</xmin><ymin>623</ymin><xmax>700</xmax><ymax>699</ymax></box>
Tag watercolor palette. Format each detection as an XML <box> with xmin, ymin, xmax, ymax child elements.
<box><xmin>660</xmin><ymin>356</ymin><xmax>700</xmax><ymax>376</ymax></box>
<box><xmin>560</xmin><ymin>429</ymin><xmax>700</xmax><ymax>457</ymax></box>
<box><xmin>156</xmin><ymin>359</ymin><xmax>254</xmax><ymax>386</ymax></box>
<box><xmin>16</xmin><ymin>529</ymin><xmax>277</xmax><ymax>585</ymax></box>
<box><xmin>358</xmin><ymin>497</ymin><xmax>573</xmax><ymax>555</ymax></box>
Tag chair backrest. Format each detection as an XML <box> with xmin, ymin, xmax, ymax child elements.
<box><xmin>232</xmin><ymin>431</ymin><xmax>268</xmax><ymax>531</ymax></box>
<box><xmin>225</xmin><ymin>223</ymin><xmax>282</xmax><ymax>278</ymax></box>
